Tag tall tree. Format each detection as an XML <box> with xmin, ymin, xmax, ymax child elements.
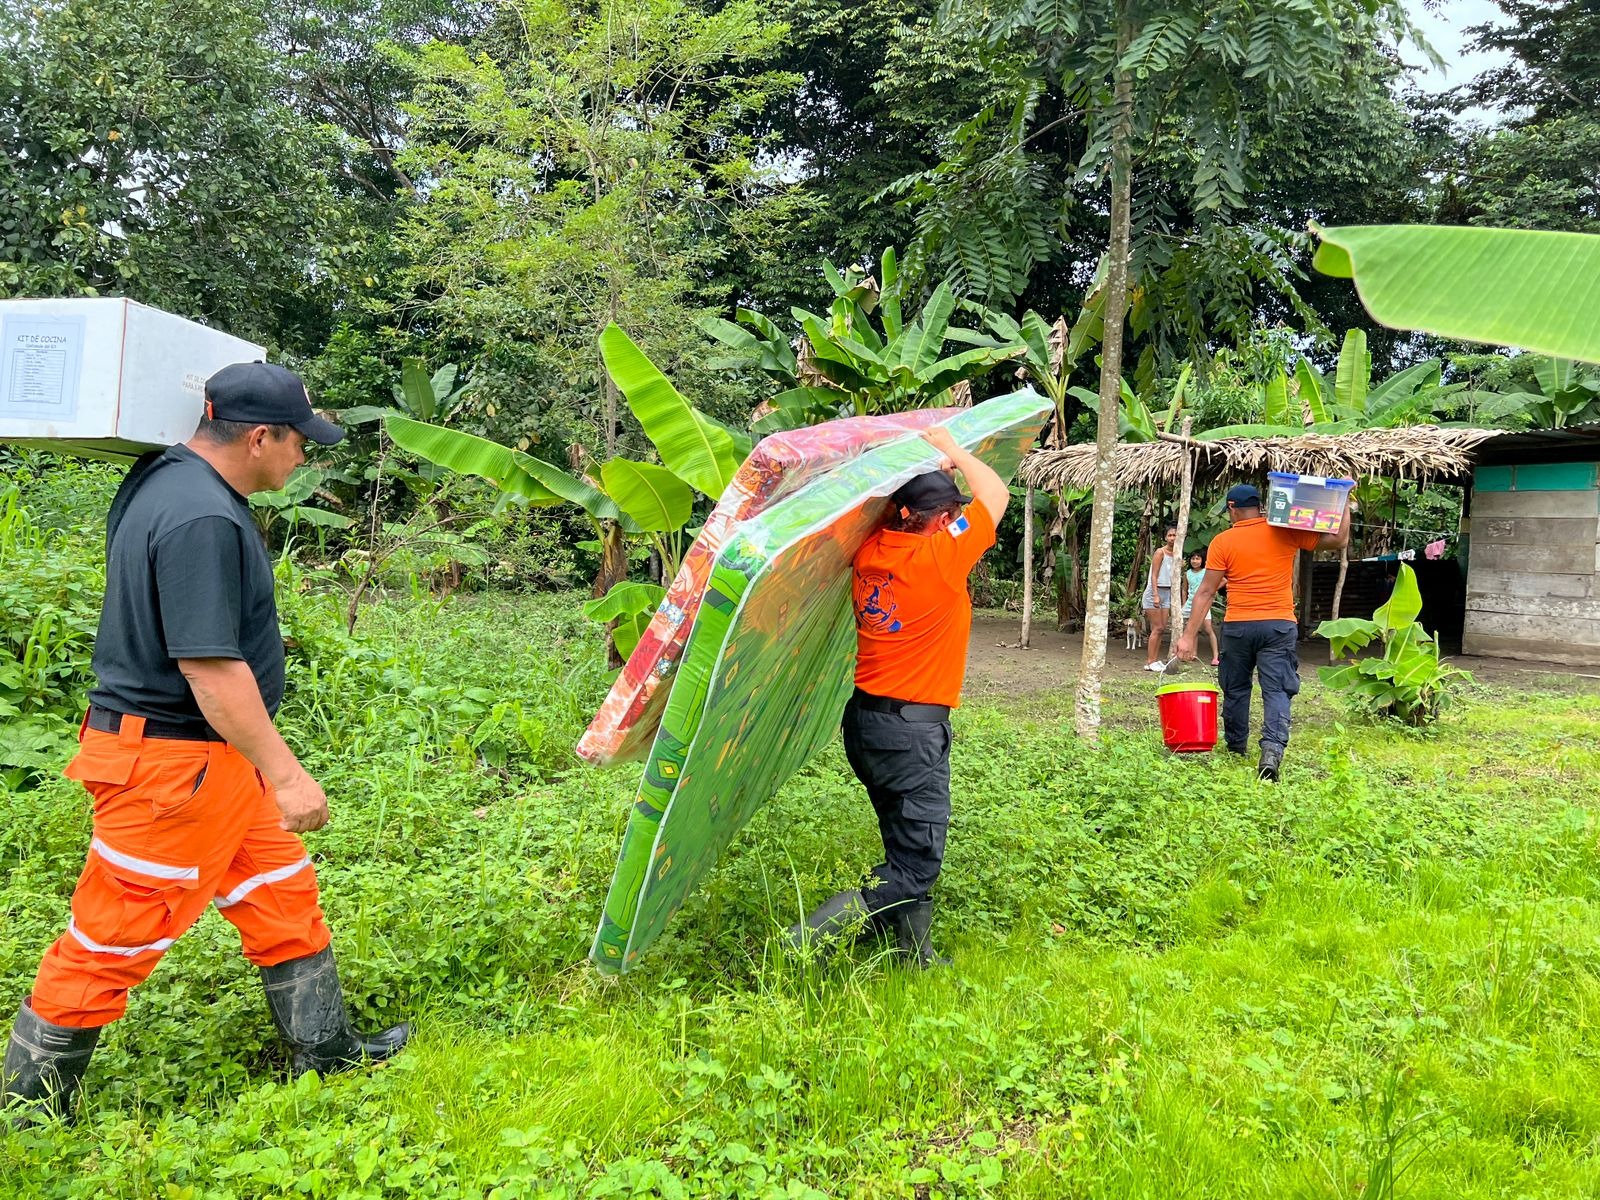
<box><xmin>929</xmin><ymin>0</ymin><xmax>1418</xmax><ymax>739</ymax></box>
<box><xmin>389</xmin><ymin>0</ymin><xmax>799</xmax><ymax>457</ymax></box>
<box><xmin>0</xmin><ymin>0</ymin><xmax>365</xmax><ymax>352</ymax></box>
<box><xmin>1436</xmin><ymin>0</ymin><xmax>1600</xmax><ymax>233</ymax></box>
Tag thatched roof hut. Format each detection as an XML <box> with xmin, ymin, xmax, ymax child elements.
<box><xmin>1019</xmin><ymin>426</ymin><xmax>1505</xmax><ymax>493</ymax></box>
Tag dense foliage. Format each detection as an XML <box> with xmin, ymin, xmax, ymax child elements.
<box><xmin>4</xmin><ymin>470</ymin><xmax>1600</xmax><ymax>1195</ymax></box>
<box><xmin>8</xmin><ymin>0</ymin><xmax>1586</xmax><ymax>428</ymax></box>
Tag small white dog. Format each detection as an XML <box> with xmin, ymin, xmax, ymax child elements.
<box><xmin>1124</xmin><ymin>617</ymin><xmax>1144</xmax><ymax>651</ymax></box>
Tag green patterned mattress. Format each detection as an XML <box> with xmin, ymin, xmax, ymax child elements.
<box><xmin>591</xmin><ymin>392</ymin><xmax>1050</xmax><ymax>972</ymax></box>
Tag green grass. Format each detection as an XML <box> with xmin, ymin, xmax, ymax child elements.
<box><xmin>4</xmin><ymin>578</ymin><xmax>1600</xmax><ymax>1198</ymax></box>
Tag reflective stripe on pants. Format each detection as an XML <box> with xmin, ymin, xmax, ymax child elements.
<box><xmin>29</xmin><ymin>726</ymin><xmax>331</xmax><ymax>1028</ymax></box>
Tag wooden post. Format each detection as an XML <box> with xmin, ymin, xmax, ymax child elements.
<box><xmin>1020</xmin><ymin>485</ymin><xmax>1034</xmax><ymax>649</ymax></box>
<box><xmin>1296</xmin><ymin>547</ymin><xmax>1315</xmax><ymax>632</ymax></box>
<box><xmin>1166</xmin><ymin>417</ymin><xmax>1195</xmax><ymax>662</ymax></box>
<box><xmin>1329</xmin><ymin>541</ymin><xmax>1350</xmax><ymax>662</ymax></box>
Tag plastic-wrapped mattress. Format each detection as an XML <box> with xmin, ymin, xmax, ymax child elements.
<box><xmin>576</xmin><ymin>411</ymin><xmax>950</xmax><ymax>767</ymax></box>
<box><xmin>591</xmin><ymin>392</ymin><xmax>1049</xmax><ymax>972</ymax></box>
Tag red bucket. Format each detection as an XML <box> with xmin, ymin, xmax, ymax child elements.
<box><xmin>1156</xmin><ymin>680</ymin><xmax>1219</xmax><ymax>753</ymax></box>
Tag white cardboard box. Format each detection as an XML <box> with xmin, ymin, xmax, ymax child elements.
<box><xmin>0</xmin><ymin>298</ymin><xmax>265</xmax><ymax>455</ymax></box>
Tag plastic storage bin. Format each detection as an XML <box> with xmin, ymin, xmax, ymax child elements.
<box><xmin>1265</xmin><ymin>471</ymin><xmax>1355</xmax><ymax>535</ymax></box>
<box><xmin>0</xmin><ymin>298</ymin><xmax>263</xmax><ymax>455</ymax></box>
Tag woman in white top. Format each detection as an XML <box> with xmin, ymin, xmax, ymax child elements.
<box><xmin>1142</xmin><ymin>526</ymin><xmax>1178</xmax><ymax>669</ymax></box>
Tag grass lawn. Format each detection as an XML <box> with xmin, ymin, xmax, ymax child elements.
<box><xmin>4</xmin><ymin>588</ymin><xmax>1600</xmax><ymax>1198</ymax></box>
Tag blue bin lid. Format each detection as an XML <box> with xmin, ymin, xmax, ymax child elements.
<box><xmin>1267</xmin><ymin>471</ymin><xmax>1356</xmax><ymax>487</ymax></box>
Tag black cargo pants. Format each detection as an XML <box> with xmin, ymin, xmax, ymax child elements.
<box><xmin>1218</xmin><ymin>618</ymin><xmax>1301</xmax><ymax>754</ymax></box>
<box><xmin>841</xmin><ymin>690</ymin><xmax>952</xmax><ymax>916</ymax></box>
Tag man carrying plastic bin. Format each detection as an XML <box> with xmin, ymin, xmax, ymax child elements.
<box><xmin>1176</xmin><ymin>482</ymin><xmax>1352</xmax><ymax>781</ymax></box>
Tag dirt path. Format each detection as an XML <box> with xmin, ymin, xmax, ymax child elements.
<box><xmin>962</xmin><ymin>610</ymin><xmax>1600</xmax><ymax>701</ymax></box>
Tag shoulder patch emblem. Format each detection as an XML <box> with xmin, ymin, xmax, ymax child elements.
<box><xmin>947</xmin><ymin>515</ymin><xmax>970</xmax><ymax>538</ymax></box>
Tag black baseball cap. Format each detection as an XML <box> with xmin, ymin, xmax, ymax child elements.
<box><xmin>1225</xmin><ymin>483</ymin><xmax>1262</xmax><ymax>507</ymax></box>
<box><xmin>204</xmin><ymin>362</ymin><xmax>344</xmax><ymax>445</ymax></box>
<box><xmin>892</xmin><ymin>471</ymin><xmax>969</xmax><ymax>512</ymax></box>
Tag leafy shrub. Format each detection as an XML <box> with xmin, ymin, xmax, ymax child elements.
<box><xmin>1316</xmin><ymin>564</ymin><xmax>1473</xmax><ymax>725</ymax></box>
<box><xmin>0</xmin><ymin>462</ymin><xmax>115</xmax><ymax>785</ymax></box>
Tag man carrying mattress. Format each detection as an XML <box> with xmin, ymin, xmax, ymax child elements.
<box><xmin>787</xmin><ymin>426</ymin><xmax>1008</xmax><ymax>967</ymax></box>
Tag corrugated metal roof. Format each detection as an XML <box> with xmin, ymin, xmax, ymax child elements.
<box><xmin>1474</xmin><ymin>422</ymin><xmax>1600</xmax><ymax>466</ymax></box>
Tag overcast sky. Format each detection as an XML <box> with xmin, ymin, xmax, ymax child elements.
<box><xmin>1404</xmin><ymin>0</ymin><xmax>1512</xmax><ymax>117</ymax></box>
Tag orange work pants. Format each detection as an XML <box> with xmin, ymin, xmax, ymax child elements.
<box><xmin>30</xmin><ymin>719</ymin><xmax>331</xmax><ymax>1028</ymax></box>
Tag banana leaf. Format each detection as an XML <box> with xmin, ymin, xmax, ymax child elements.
<box><xmin>894</xmin><ymin>282</ymin><xmax>957</xmax><ymax>374</ymax></box>
<box><xmin>921</xmin><ymin>346</ymin><xmax>1024</xmax><ymax>397</ymax></box>
<box><xmin>799</xmin><ymin>317</ymin><xmax>877</xmax><ymax>393</ymax></box>
<box><xmin>383</xmin><ymin>414</ymin><xmax>562</xmax><ymax>505</ymax></box>
<box><xmin>1373</xmin><ymin>564</ymin><xmax>1424</xmax><ymax>631</ymax></box>
<box><xmin>600</xmin><ymin>459</ymin><xmax>694</xmax><ymax>532</ymax></box>
<box><xmin>1366</xmin><ymin>359</ymin><xmax>1441</xmax><ymax>411</ymax></box>
<box><xmin>879</xmin><ymin>247</ymin><xmax>903</xmax><ymax>339</ymax></box>
<box><xmin>1295</xmin><ymin>359</ymin><xmax>1328</xmax><ymax>424</ymax></box>
<box><xmin>1314</xmin><ymin>224</ymin><xmax>1600</xmax><ymax>364</ymax></box>
<box><xmin>399</xmin><ymin>358</ymin><xmax>437</xmax><ymax>420</ymax></box>
<box><xmin>1315</xmin><ymin>616</ymin><xmax>1381</xmax><ymax>657</ymax></box>
<box><xmin>280</xmin><ymin>506</ymin><xmax>354</xmax><ymax>530</ymax></box>
<box><xmin>600</xmin><ymin>324</ymin><xmax>740</xmax><ymax>500</ymax></box>
<box><xmin>1333</xmin><ymin>329</ymin><xmax>1369</xmax><ymax>416</ymax></box>
<box><xmin>518</xmin><ymin>456</ymin><xmax>627</xmax><ymax>527</ymax></box>
<box><xmin>1263</xmin><ymin>369</ymin><xmax>1290</xmax><ymax>426</ymax></box>
<box><xmin>583</xmin><ymin>582</ymin><xmax>667</xmax><ymax>623</ymax></box>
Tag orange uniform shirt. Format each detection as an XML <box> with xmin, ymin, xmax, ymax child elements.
<box><xmin>1207</xmin><ymin>517</ymin><xmax>1320</xmax><ymax>623</ymax></box>
<box><xmin>851</xmin><ymin>501</ymin><xmax>998</xmax><ymax>707</ymax></box>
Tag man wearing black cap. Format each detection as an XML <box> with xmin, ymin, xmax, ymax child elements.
<box><xmin>2</xmin><ymin>363</ymin><xmax>407</xmax><ymax>1126</ymax></box>
<box><xmin>788</xmin><ymin>426</ymin><xmax>1008</xmax><ymax>966</ymax></box>
<box><xmin>1176</xmin><ymin>482</ymin><xmax>1352</xmax><ymax>781</ymax></box>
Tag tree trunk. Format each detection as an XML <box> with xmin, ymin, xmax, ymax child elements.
<box><xmin>1329</xmin><ymin>542</ymin><xmax>1349</xmax><ymax>661</ymax></box>
<box><xmin>1074</xmin><ymin>43</ymin><xmax>1134</xmax><ymax>742</ymax></box>
<box><xmin>1125</xmin><ymin>491</ymin><xmax>1156</xmax><ymax>602</ymax></box>
<box><xmin>1020</xmin><ymin>485</ymin><xmax>1034</xmax><ymax>649</ymax></box>
<box><xmin>592</xmin><ymin>520</ymin><xmax>630</xmax><ymax>669</ymax></box>
<box><xmin>602</xmin><ymin>371</ymin><xmax>619</xmax><ymax>460</ymax></box>
<box><xmin>601</xmin><ymin>288</ymin><xmax>620</xmax><ymax>458</ymax></box>
<box><xmin>1165</xmin><ymin>418</ymin><xmax>1194</xmax><ymax>662</ymax></box>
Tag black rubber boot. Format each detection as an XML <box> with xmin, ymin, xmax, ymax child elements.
<box><xmin>889</xmin><ymin>899</ymin><xmax>951</xmax><ymax>969</ymax></box>
<box><xmin>259</xmin><ymin>947</ymin><xmax>409</xmax><ymax>1076</ymax></box>
<box><xmin>1258</xmin><ymin>745</ymin><xmax>1284</xmax><ymax>783</ymax></box>
<box><xmin>785</xmin><ymin>889</ymin><xmax>868</xmax><ymax>951</ymax></box>
<box><xmin>2</xmin><ymin>998</ymin><xmax>100</xmax><ymax>1126</ymax></box>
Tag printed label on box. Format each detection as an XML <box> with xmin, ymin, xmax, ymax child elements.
<box><xmin>1288</xmin><ymin>505</ymin><xmax>1316</xmax><ymax>529</ymax></box>
<box><xmin>1</xmin><ymin>315</ymin><xmax>86</xmax><ymax>421</ymax></box>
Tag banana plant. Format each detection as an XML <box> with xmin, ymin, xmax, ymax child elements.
<box><xmin>1069</xmin><ymin>364</ymin><xmax>1191</xmax><ymax>444</ymax></box>
<box><xmin>703</xmin><ymin>247</ymin><xmax>1027</xmax><ymax>431</ymax></box>
<box><xmin>383</xmin><ymin>326</ymin><xmax>749</xmax><ymax>659</ymax></box>
<box><xmin>340</xmin><ymin>359</ymin><xmax>475</xmax><ymax>427</ymax></box>
<box><xmin>1461</xmin><ymin>356</ymin><xmax>1600</xmax><ymax>429</ymax></box>
<box><xmin>1196</xmin><ymin>329</ymin><xmax>1462</xmax><ymax>441</ymax></box>
<box><xmin>1316</xmin><ymin>564</ymin><xmax>1472</xmax><ymax>726</ymax></box>
<box><xmin>250</xmin><ymin>466</ymin><xmax>354</xmax><ymax>548</ymax></box>
<box><xmin>976</xmin><ymin>279</ymin><xmax>1106</xmax><ymax>446</ymax></box>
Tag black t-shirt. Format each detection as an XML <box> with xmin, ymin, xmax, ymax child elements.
<box><xmin>88</xmin><ymin>445</ymin><xmax>285</xmax><ymax>722</ymax></box>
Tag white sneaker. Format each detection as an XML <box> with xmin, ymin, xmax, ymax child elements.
<box><xmin>1145</xmin><ymin>661</ymin><xmax>1164</xmax><ymax>672</ymax></box>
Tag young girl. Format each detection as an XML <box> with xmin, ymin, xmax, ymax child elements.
<box><xmin>1180</xmin><ymin>548</ymin><xmax>1221</xmax><ymax>666</ymax></box>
